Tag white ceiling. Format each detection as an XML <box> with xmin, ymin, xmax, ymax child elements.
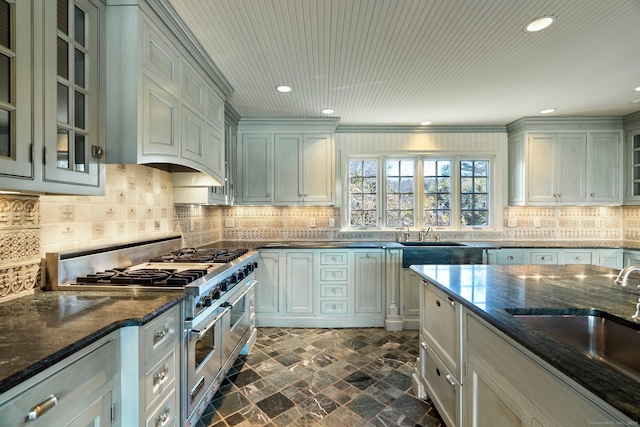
<box><xmin>167</xmin><ymin>0</ymin><xmax>640</xmax><ymax>127</ymax></box>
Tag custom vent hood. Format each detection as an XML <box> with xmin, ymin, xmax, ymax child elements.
<box><xmin>104</xmin><ymin>0</ymin><xmax>231</xmax><ymax>186</ymax></box>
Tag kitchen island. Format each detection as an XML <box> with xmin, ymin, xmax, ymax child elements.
<box><xmin>410</xmin><ymin>263</ymin><xmax>640</xmax><ymax>424</ymax></box>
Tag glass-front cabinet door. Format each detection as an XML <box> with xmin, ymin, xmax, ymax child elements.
<box><xmin>42</xmin><ymin>0</ymin><xmax>102</xmax><ymax>188</ymax></box>
<box><xmin>0</xmin><ymin>0</ymin><xmax>32</xmax><ymax>180</ymax></box>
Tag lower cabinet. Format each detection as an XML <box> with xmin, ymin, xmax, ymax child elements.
<box><xmin>255</xmin><ymin>248</ymin><xmax>385</xmax><ymax>327</ymax></box>
<box><xmin>0</xmin><ymin>333</ymin><xmax>117</xmax><ymax>427</ymax></box>
<box><xmin>487</xmin><ymin>248</ymin><xmax>623</xmax><ymax>268</ymax></box>
<box><xmin>120</xmin><ymin>304</ymin><xmax>181</xmax><ymax>427</ymax></box>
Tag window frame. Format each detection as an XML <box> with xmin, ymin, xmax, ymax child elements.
<box><xmin>344</xmin><ymin>152</ymin><xmax>496</xmax><ymax>231</ymax></box>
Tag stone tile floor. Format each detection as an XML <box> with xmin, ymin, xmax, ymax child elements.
<box><xmin>197</xmin><ymin>327</ymin><xmax>446</xmax><ymax>426</ymax></box>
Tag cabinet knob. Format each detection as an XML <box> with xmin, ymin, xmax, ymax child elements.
<box><xmin>308</xmin><ymin>257</ymin><xmax>312</xmax><ymax>262</ymax></box>
<box><xmin>157</xmin><ymin>410</ymin><xmax>169</xmax><ymax>427</ymax></box>
<box><xmin>154</xmin><ymin>328</ymin><xmax>168</xmax><ymax>344</ymax></box>
<box><xmin>506</xmin><ymin>256</ymin><xmax>514</xmax><ymax>260</ymax></box>
<box><xmin>421</xmin><ymin>341</ymin><xmax>427</xmax><ymax>350</ymax></box>
<box><xmin>591</xmin><ymin>193</ymin><xmax>595</xmax><ymax>197</ymax></box>
<box><xmin>332</xmin><ymin>304</ymin><xmax>337</xmax><ymax>310</ymax></box>
<box><xmin>332</xmin><ymin>272</ymin><xmax>337</xmax><ymax>277</ymax></box>
<box><xmin>541</xmin><ymin>256</ymin><xmax>548</xmax><ymax>261</ymax></box>
<box><xmin>266</xmin><ymin>192</ymin><xmax>271</xmax><ymax>197</ymax></box>
<box><xmin>154</xmin><ymin>368</ymin><xmax>169</xmax><ymax>386</ymax></box>
<box><xmin>445</xmin><ymin>374</ymin><xmax>457</xmax><ymax>388</ymax></box>
<box><xmin>331</xmin><ymin>256</ymin><xmax>337</xmax><ymax>261</ymax></box>
<box><xmin>447</xmin><ymin>297</ymin><xmax>456</xmax><ymax>307</ymax></box>
<box><xmin>274</xmin><ymin>257</ymin><xmax>279</xmax><ymax>262</ymax></box>
<box><xmin>331</xmin><ymin>288</ymin><xmax>337</xmax><ymax>293</ymax></box>
<box><xmin>366</xmin><ymin>253</ymin><xmax>371</xmax><ymax>258</ymax></box>
<box><xmin>575</xmin><ymin>256</ymin><xmax>583</xmax><ymax>260</ymax></box>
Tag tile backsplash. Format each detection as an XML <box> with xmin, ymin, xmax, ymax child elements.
<box><xmin>2</xmin><ymin>163</ymin><xmax>640</xmax><ymax>301</ymax></box>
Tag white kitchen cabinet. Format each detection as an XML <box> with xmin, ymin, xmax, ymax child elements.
<box><xmin>241</xmin><ymin>133</ymin><xmax>272</xmax><ymax>203</ymax></box>
<box><xmin>401</xmin><ymin>268</ymin><xmax>421</xmax><ymax>329</ymax></box>
<box><xmin>507</xmin><ymin>117</ymin><xmax>623</xmax><ymax>206</ymax></box>
<box><xmin>0</xmin><ymin>333</ymin><xmax>117</xmax><ymax>427</ymax></box>
<box><xmin>413</xmin><ymin>279</ymin><xmax>463</xmax><ymax>427</ymax></box>
<box><xmin>624</xmin><ymin>112</ymin><xmax>640</xmax><ymax>204</ymax></box>
<box><xmin>237</xmin><ymin>118</ymin><xmax>338</xmax><ymax>205</ymax></box>
<box><xmin>120</xmin><ymin>305</ymin><xmax>180</xmax><ymax>427</ymax></box>
<box><xmin>255</xmin><ymin>248</ymin><xmax>385</xmax><ymax>327</ymax></box>
<box><xmin>106</xmin><ymin>2</ymin><xmax>226</xmax><ymax>182</ymax></box>
<box><xmin>285</xmin><ymin>251</ymin><xmax>315</xmax><ymax>314</ymax></box>
<box><xmin>274</xmin><ymin>133</ymin><xmax>333</xmax><ymax>204</ymax></box>
<box><xmin>0</xmin><ymin>0</ymin><xmax>106</xmax><ymax>195</ymax></box>
<box><xmin>255</xmin><ymin>250</ymin><xmax>280</xmax><ymax>314</ymax></box>
<box><xmin>465</xmin><ymin>312</ymin><xmax>628</xmax><ymax>426</ymax></box>
<box><xmin>487</xmin><ymin>248</ymin><xmax>623</xmax><ymax>269</ymax></box>
<box><xmin>527</xmin><ymin>133</ymin><xmax>586</xmax><ymax>204</ymax></box>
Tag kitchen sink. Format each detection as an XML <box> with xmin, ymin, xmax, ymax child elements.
<box><xmin>399</xmin><ymin>241</ymin><xmax>466</xmax><ymax>246</ymax></box>
<box><xmin>510</xmin><ymin>310</ymin><xmax>640</xmax><ymax>381</ymax></box>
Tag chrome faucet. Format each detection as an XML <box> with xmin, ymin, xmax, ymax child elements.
<box><xmin>613</xmin><ymin>266</ymin><xmax>640</xmax><ymax>319</ymax></box>
<box><xmin>419</xmin><ymin>227</ymin><xmax>432</xmax><ymax>242</ymax></box>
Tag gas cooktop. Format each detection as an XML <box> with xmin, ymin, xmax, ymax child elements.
<box><xmin>147</xmin><ymin>248</ymin><xmax>248</xmax><ymax>263</ymax></box>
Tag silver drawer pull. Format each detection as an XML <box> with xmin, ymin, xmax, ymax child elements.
<box><xmin>24</xmin><ymin>395</ymin><xmax>58</xmax><ymax>421</ymax></box>
<box><xmin>157</xmin><ymin>410</ymin><xmax>170</xmax><ymax>427</ymax></box>
<box><xmin>445</xmin><ymin>374</ymin><xmax>456</xmax><ymax>388</ymax></box>
<box><xmin>447</xmin><ymin>297</ymin><xmax>456</xmax><ymax>307</ymax></box>
<box><xmin>506</xmin><ymin>256</ymin><xmax>514</xmax><ymax>260</ymax></box>
<box><xmin>575</xmin><ymin>256</ymin><xmax>583</xmax><ymax>260</ymax></box>
<box><xmin>421</xmin><ymin>341</ymin><xmax>427</xmax><ymax>350</ymax></box>
<box><xmin>541</xmin><ymin>256</ymin><xmax>548</xmax><ymax>261</ymax></box>
<box><xmin>154</xmin><ymin>368</ymin><xmax>168</xmax><ymax>386</ymax></box>
<box><xmin>154</xmin><ymin>328</ymin><xmax>168</xmax><ymax>343</ymax></box>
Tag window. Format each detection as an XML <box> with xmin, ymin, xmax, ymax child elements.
<box><xmin>346</xmin><ymin>155</ymin><xmax>492</xmax><ymax>229</ymax></box>
<box><xmin>348</xmin><ymin>160</ymin><xmax>378</xmax><ymax>227</ymax></box>
<box><xmin>423</xmin><ymin>160</ymin><xmax>451</xmax><ymax>227</ymax></box>
<box><xmin>386</xmin><ymin>159</ymin><xmax>414</xmax><ymax>227</ymax></box>
<box><xmin>460</xmin><ymin>160</ymin><xmax>488</xmax><ymax>226</ymax></box>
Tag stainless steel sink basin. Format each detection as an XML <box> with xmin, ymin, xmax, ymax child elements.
<box><xmin>399</xmin><ymin>241</ymin><xmax>466</xmax><ymax>246</ymax></box>
<box><xmin>512</xmin><ymin>312</ymin><xmax>640</xmax><ymax>380</ymax></box>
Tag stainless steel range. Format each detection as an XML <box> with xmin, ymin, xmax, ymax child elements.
<box><xmin>45</xmin><ymin>236</ymin><xmax>259</xmax><ymax>427</ymax></box>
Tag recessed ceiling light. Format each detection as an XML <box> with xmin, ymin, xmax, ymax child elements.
<box><xmin>525</xmin><ymin>16</ymin><xmax>555</xmax><ymax>33</ymax></box>
<box><xmin>276</xmin><ymin>85</ymin><xmax>292</xmax><ymax>93</ymax></box>
<box><xmin>540</xmin><ymin>108</ymin><xmax>557</xmax><ymax>114</ymax></box>
<box><xmin>321</xmin><ymin>108</ymin><xmax>334</xmax><ymax>114</ymax></box>
<box><xmin>419</xmin><ymin>121</ymin><xmax>432</xmax><ymax>126</ymax></box>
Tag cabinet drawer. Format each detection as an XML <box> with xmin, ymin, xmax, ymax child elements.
<box><xmin>563</xmin><ymin>251</ymin><xmax>592</xmax><ymax>265</ymax></box>
<box><xmin>494</xmin><ymin>251</ymin><xmax>525</xmax><ymax>264</ymax></box>
<box><xmin>146</xmin><ymin>387</ymin><xmax>178</xmax><ymax>427</ymax></box>
<box><xmin>420</xmin><ymin>340</ymin><xmax>460</xmax><ymax>427</ymax></box>
<box><xmin>320</xmin><ymin>284</ymin><xmax>347</xmax><ymax>298</ymax></box>
<box><xmin>320</xmin><ymin>267</ymin><xmax>348</xmax><ymax>281</ymax></box>
<box><xmin>144</xmin><ymin>349</ymin><xmax>177</xmax><ymax>411</ymax></box>
<box><xmin>320</xmin><ymin>300</ymin><xmax>348</xmax><ymax>314</ymax></box>
<box><xmin>422</xmin><ymin>281</ymin><xmax>460</xmax><ymax>376</ymax></box>
<box><xmin>320</xmin><ymin>252</ymin><xmax>348</xmax><ymax>265</ymax></box>
<box><xmin>143</xmin><ymin>308</ymin><xmax>179</xmax><ymax>365</ymax></box>
<box><xmin>0</xmin><ymin>338</ymin><xmax>115</xmax><ymax>427</ymax></box>
<box><xmin>530</xmin><ymin>251</ymin><xmax>558</xmax><ymax>264</ymax></box>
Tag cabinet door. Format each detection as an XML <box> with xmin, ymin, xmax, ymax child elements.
<box><xmin>556</xmin><ymin>133</ymin><xmax>586</xmax><ymax>203</ymax></box>
<box><xmin>180</xmin><ymin>104</ymin><xmax>206</xmax><ymax>167</ymax></box>
<box><xmin>255</xmin><ymin>251</ymin><xmax>280</xmax><ymax>314</ymax></box>
<box><xmin>42</xmin><ymin>0</ymin><xmax>103</xmax><ymax>188</ymax></box>
<box><xmin>274</xmin><ymin>133</ymin><xmax>302</xmax><ymax>203</ymax></box>
<box><xmin>465</xmin><ymin>353</ymin><xmax>547</xmax><ymax>427</ymax></box>
<box><xmin>241</xmin><ymin>133</ymin><xmax>272</xmax><ymax>203</ymax></box>
<box><xmin>421</xmin><ymin>281</ymin><xmax>460</xmax><ymax>377</ymax></box>
<box><xmin>0</xmin><ymin>0</ymin><xmax>32</xmax><ymax>180</ymax></box>
<box><xmin>402</xmin><ymin>269</ymin><xmax>421</xmax><ymax>327</ymax></box>
<box><xmin>142</xmin><ymin>76</ymin><xmax>179</xmax><ymax>158</ymax></box>
<box><xmin>587</xmin><ymin>133</ymin><xmax>621</xmax><ymax>203</ymax></box>
<box><xmin>527</xmin><ymin>134</ymin><xmax>556</xmax><ymax>203</ymax></box>
<box><xmin>206</xmin><ymin>90</ymin><xmax>225</xmax><ymax>183</ymax></box>
<box><xmin>142</xmin><ymin>19</ymin><xmax>179</xmax><ymax>92</ymax></box>
<box><xmin>65</xmin><ymin>390</ymin><xmax>112</xmax><ymax>427</ymax></box>
<box><xmin>354</xmin><ymin>251</ymin><xmax>383</xmax><ymax>314</ymax></box>
<box><xmin>285</xmin><ymin>251</ymin><xmax>314</xmax><ymax>314</ymax></box>
<box><xmin>302</xmin><ymin>134</ymin><xmax>333</xmax><ymax>203</ymax></box>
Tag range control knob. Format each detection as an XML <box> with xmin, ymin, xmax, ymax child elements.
<box><xmin>228</xmin><ymin>274</ymin><xmax>238</xmax><ymax>285</ymax></box>
<box><xmin>220</xmin><ymin>280</ymin><xmax>228</xmax><ymax>291</ymax></box>
<box><xmin>237</xmin><ymin>270</ymin><xmax>245</xmax><ymax>280</ymax></box>
<box><xmin>203</xmin><ymin>297</ymin><xmax>212</xmax><ymax>307</ymax></box>
<box><xmin>210</xmin><ymin>287</ymin><xmax>221</xmax><ymax>300</ymax></box>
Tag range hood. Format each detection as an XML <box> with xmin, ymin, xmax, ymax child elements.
<box><xmin>171</xmin><ymin>171</ymin><xmax>224</xmax><ymax>204</ymax></box>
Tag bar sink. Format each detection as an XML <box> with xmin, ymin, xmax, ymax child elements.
<box><xmin>399</xmin><ymin>241</ymin><xmax>466</xmax><ymax>246</ymax></box>
<box><xmin>510</xmin><ymin>310</ymin><xmax>640</xmax><ymax>381</ymax></box>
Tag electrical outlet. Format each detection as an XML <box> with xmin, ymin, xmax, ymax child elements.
<box><xmin>310</xmin><ymin>218</ymin><xmax>316</xmax><ymax>228</ymax></box>
<box><xmin>329</xmin><ymin>218</ymin><xmax>335</xmax><ymax>228</ymax></box>
<box><xmin>507</xmin><ymin>218</ymin><xmax>517</xmax><ymax>228</ymax></box>
<box><xmin>533</xmin><ymin>218</ymin><xmax>541</xmax><ymax>228</ymax></box>
<box><xmin>224</xmin><ymin>218</ymin><xmax>234</xmax><ymax>228</ymax></box>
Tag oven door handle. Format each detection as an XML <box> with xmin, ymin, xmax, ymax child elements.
<box><xmin>187</xmin><ymin>306</ymin><xmax>229</xmax><ymax>342</ymax></box>
<box><xmin>227</xmin><ymin>279</ymin><xmax>257</xmax><ymax>308</ymax></box>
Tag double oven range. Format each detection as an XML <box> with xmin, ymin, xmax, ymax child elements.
<box><xmin>45</xmin><ymin>236</ymin><xmax>258</xmax><ymax>427</ymax></box>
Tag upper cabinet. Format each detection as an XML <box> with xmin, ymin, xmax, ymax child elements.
<box><xmin>238</xmin><ymin>119</ymin><xmax>338</xmax><ymax>206</ymax></box>
<box><xmin>0</xmin><ymin>0</ymin><xmax>106</xmax><ymax>195</ymax></box>
<box><xmin>624</xmin><ymin>111</ymin><xmax>640</xmax><ymax>204</ymax></box>
<box><xmin>507</xmin><ymin>117</ymin><xmax>622</xmax><ymax>206</ymax></box>
<box><xmin>105</xmin><ymin>0</ymin><xmax>229</xmax><ymax>185</ymax></box>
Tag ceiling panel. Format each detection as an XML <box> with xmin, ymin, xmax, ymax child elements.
<box><xmin>167</xmin><ymin>0</ymin><xmax>640</xmax><ymax>126</ymax></box>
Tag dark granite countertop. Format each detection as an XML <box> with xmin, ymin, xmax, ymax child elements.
<box><xmin>0</xmin><ymin>290</ymin><xmax>183</xmax><ymax>395</ymax></box>
<box><xmin>410</xmin><ymin>264</ymin><xmax>640</xmax><ymax>420</ymax></box>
